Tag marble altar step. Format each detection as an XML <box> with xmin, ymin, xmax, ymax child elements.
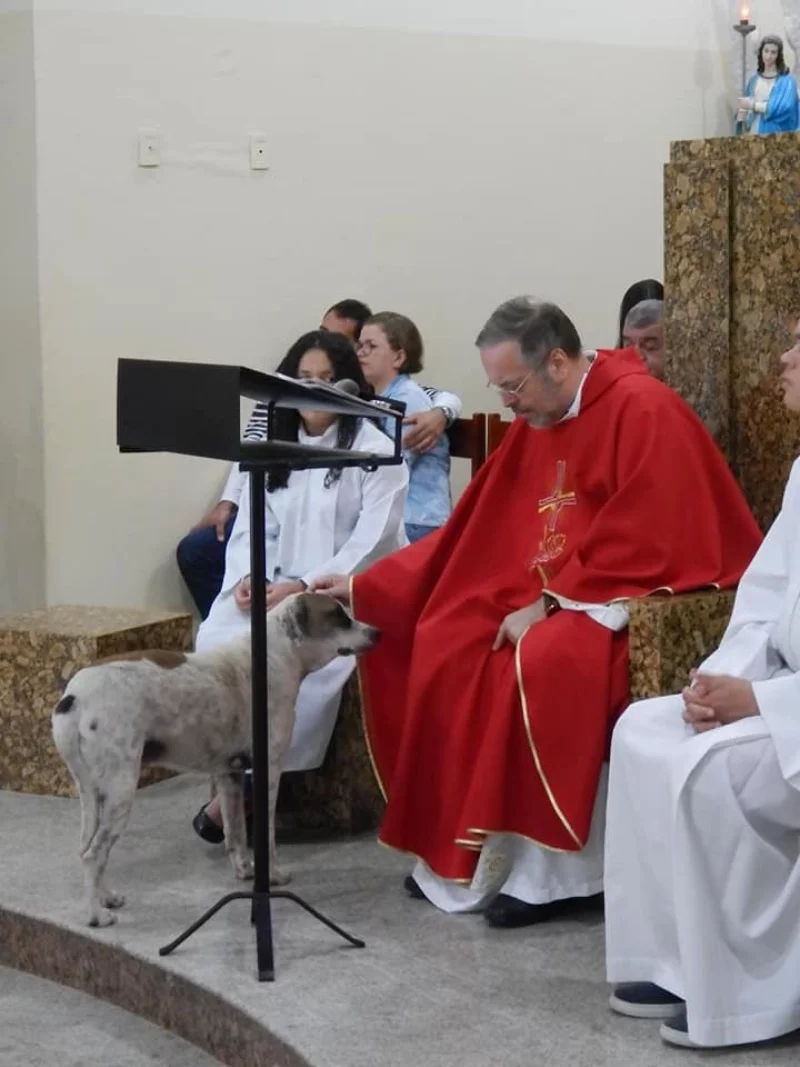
<box><xmin>1</xmin><ymin>775</ymin><xmax>797</xmax><ymax>1067</ymax></box>
<box><xmin>0</xmin><ymin>965</ymin><xmax>223</xmax><ymax>1067</ymax></box>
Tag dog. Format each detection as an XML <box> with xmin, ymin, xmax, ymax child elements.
<box><xmin>52</xmin><ymin>593</ymin><xmax>379</xmax><ymax>927</ymax></box>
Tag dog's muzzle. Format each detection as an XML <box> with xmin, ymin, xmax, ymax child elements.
<box><xmin>338</xmin><ymin>625</ymin><xmax>381</xmax><ymax>656</ymax></box>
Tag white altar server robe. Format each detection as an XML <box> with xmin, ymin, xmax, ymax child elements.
<box><xmin>605</xmin><ymin>458</ymin><xmax>800</xmax><ymax>1047</ymax></box>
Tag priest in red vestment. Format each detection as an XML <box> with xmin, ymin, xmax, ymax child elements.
<box><xmin>314</xmin><ymin>297</ymin><xmax>762</xmax><ymax>928</ymax></box>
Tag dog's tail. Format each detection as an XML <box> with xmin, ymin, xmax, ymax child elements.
<box><xmin>52</xmin><ymin>688</ymin><xmax>100</xmax><ymax>856</ymax></box>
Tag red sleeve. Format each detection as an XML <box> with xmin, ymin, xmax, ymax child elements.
<box><xmin>546</xmin><ymin>392</ymin><xmax>762</xmax><ymax>603</ymax></box>
<box><xmin>352</xmin><ymin>526</ymin><xmax>444</xmax><ymax>634</ymax></box>
<box><xmin>352</xmin><ymin>437</ymin><xmax>511</xmax><ymax>631</ymax></box>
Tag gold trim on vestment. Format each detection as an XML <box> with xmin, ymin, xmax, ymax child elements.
<box><xmin>352</xmin><ymin>574</ymin><xmax>473</xmax><ymax>885</ymax></box>
<box><xmin>453</xmin><ymin>837</ymin><xmax>484</xmax><ymax>851</ymax></box>
<box><xmin>352</xmin><ymin>575</ymin><xmax>388</xmax><ymax>802</ymax></box>
<box><xmin>514</xmin><ymin>579</ymin><xmax>721</xmax><ymax>851</ymax></box>
<box><xmin>376</xmin><ymin>835</ymin><xmax>473</xmax><ymax>884</ymax></box>
<box><xmin>463</xmin><ymin>826</ymin><xmax>574</xmax><ymax>855</ymax></box>
<box><xmin>515</xmin><ymin>624</ymin><xmax>584</xmax><ymax>849</ymax></box>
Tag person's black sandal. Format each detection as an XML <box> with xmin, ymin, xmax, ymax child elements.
<box><xmin>192</xmin><ymin>774</ymin><xmax>253</xmax><ymax>846</ymax></box>
<box><xmin>192</xmin><ymin>804</ymin><xmax>225</xmax><ymax>844</ymax></box>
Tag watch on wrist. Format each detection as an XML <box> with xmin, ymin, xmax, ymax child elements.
<box><xmin>438</xmin><ymin>406</ymin><xmax>456</xmax><ymax>428</ymax></box>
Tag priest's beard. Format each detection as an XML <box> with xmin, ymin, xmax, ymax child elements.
<box><xmin>527</xmin><ymin>410</ymin><xmax>562</xmax><ymax>429</ymax></box>
<box><xmin>521</xmin><ymin>373</ymin><xmax>569</xmax><ymax>429</ymax></box>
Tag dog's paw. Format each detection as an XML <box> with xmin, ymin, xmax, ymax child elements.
<box><xmin>88</xmin><ymin>908</ymin><xmax>118</xmax><ymax>928</ymax></box>
<box><xmin>270</xmin><ymin>868</ymin><xmax>291</xmax><ymax>887</ymax></box>
<box><xmin>101</xmin><ymin>890</ymin><xmax>126</xmax><ymax>910</ymax></box>
<box><xmin>232</xmin><ymin>855</ymin><xmax>254</xmax><ymax>881</ymax></box>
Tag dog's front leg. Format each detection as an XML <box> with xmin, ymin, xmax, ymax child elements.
<box><xmin>216</xmin><ymin>773</ymin><xmax>253</xmax><ymax>881</ymax></box>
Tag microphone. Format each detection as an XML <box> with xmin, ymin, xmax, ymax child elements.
<box><xmin>333</xmin><ymin>377</ymin><xmax>393</xmax><ymax>420</ymax></box>
<box><xmin>333</xmin><ymin>378</ymin><xmax>361</xmax><ymax>397</ymax></box>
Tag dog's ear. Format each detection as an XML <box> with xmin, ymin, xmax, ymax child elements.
<box><xmin>330</xmin><ymin>600</ymin><xmax>352</xmax><ymax>629</ymax></box>
<box><xmin>293</xmin><ymin>595</ymin><xmax>310</xmax><ymax>637</ymax></box>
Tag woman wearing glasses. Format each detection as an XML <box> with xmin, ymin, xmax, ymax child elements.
<box><xmin>356</xmin><ymin>312</ymin><xmax>451</xmax><ymax>543</ymax></box>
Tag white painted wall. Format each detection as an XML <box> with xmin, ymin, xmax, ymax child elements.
<box><xmin>1</xmin><ymin>0</ymin><xmax>791</xmax><ymax>611</ymax></box>
<box><xmin>25</xmin><ymin>0</ymin><xmax>791</xmax><ymax>50</ymax></box>
<box><xmin>0</xmin><ymin>6</ymin><xmax>45</xmax><ymax>614</ymax></box>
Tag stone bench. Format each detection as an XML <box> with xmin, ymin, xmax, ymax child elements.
<box><xmin>0</xmin><ymin>605</ymin><xmax>192</xmax><ymax>797</ymax></box>
<box><xmin>278</xmin><ymin>673</ymin><xmax>385</xmax><ymax>837</ymax></box>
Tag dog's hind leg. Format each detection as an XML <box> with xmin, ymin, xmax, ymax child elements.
<box><xmin>81</xmin><ymin>769</ymin><xmax>138</xmax><ymax>927</ymax></box>
<box><xmin>78</xmin><ymin>787</ymin><xmax>98</xmax><ymax>856</ymax></box>
<box><xmin>217</xmin><ymin>773</ymin><xmax>253</xmax><ymax>881</ymax></box>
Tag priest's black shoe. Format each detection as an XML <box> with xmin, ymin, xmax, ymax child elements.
<box><xmin>484</xmin><ymin>892</ymin><xmax>604</xmax><ymax>928</ymax></box>
<box><xmin>403</xmin><ymin>875</ymin><xmax>427</xmax><ymax>900</ymax></box>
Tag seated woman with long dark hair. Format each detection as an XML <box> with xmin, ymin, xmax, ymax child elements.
<box><xmin>192</xmin><ymin>330</ymin><xmax>408</xmax><ymax>842</ymax></box>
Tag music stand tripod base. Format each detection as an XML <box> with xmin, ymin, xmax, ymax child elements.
<box><xmin>158</xmin><ymin>889</ymin><xmax>366</xmax><ymax>982</ymax></box>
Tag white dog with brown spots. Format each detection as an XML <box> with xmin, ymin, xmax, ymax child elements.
<box><xmin>52</xmin><ymin>593</ymin><xmax>379</xmax><ymax>927</ymax></box>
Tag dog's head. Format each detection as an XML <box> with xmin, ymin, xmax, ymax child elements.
<box><xmin>277</xmin><ymin>593</ymin><xmax>380</xmax><ymax>672</ymax></box>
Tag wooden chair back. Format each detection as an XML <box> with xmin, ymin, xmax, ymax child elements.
<box><xmin>447</xmin><ymin>413</ymin><xmax>488</xmax><ymax>478</ymax></box>
<box><xmin>486</xmin><ymin>413</ymin><xmax>511</xmax><ymax>458</ymax></box>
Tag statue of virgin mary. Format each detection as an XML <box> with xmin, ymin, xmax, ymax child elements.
<box><xmin>736</xmin><ymin>34</ymin><xmax>799</xmax><ymax>133</ymax></box>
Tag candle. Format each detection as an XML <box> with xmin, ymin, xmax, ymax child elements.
<box><xmin>740</xmin><ymin>3</ymin><xmax>750</xmax><ymax>23</ymax></box>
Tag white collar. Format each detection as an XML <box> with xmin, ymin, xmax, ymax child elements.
<box><xmin>558</xmin><ymin>351</ymin><xmax>597</xmax><ymax>424</ymax></box>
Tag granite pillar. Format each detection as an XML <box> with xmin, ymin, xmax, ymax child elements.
<box><xmin>665</xmin><ymin>132</ymin><xmax>800</xmax><ymax>530</ymax></box>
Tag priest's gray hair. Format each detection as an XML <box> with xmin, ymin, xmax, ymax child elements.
<box><xmin>624</xmin><ymin>299</ymin><xmax>664</xmax><ymax>331</ymax></box>
<box><xmin>475</xmin><ymin>296</ymin><xmax>583</xmax><ymax>373</ymax></box>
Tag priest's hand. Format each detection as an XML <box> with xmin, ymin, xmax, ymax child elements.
<box><xmin>403</xmin><ymin>409</ymin><xmax>447</xmax><ymax>453</ymax></box>
<box><xmin>493</xmin><ymin>599</ymin><xmax>546</xmax><ymax>651</ymax></box>
<box><xmin>310</xmin><ymin>574</ymin><xmax>351</xmax><ymax>604</ymax></box>
<box><xmin>266</xmin><ymin>580</ymin><xmax>306</xmax><ymax>611</ymax></box>
<box><xmin>681</xmin><ymin>672</ymin><xmax>759</xmax><ymax>733</ymax></box>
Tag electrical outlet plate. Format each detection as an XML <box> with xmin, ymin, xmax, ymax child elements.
<box><xmin>249</xmin><ymin>134</ymin><xmax>269</xmax><ymax>170</ymax></box>
<box><xmin>137</xmin><ymin>129</ymin><xmax>161</xmax><ymax>168</ymax></box>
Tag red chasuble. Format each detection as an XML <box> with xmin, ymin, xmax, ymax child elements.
<box><xmin>353</xmin><ymin>349</ymin><xmax>762</xmax><ymax>882</ymax></box>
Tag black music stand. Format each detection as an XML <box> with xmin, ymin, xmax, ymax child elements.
<box><xmin>116</xmin><ymin>359</ymin><xmax>403</xmax><ymax>981</ymax></box>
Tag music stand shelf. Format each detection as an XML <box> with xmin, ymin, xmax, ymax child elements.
<box><xmin>117</xmin><ymin>358</ymin><xmax>404</xmax><ymax>982</ymax></box>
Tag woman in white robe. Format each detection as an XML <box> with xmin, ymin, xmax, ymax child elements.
<box><xmin>604</xmin><ymin>318</ymin><xmax>800</xmax><ymax>1049</ymax></box>
<box><xmin>193</xmin><ymin>330</ymin><xmax>408</xmax><ymax>839</ymax></box>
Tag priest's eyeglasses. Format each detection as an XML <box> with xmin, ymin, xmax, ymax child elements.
<box><xmin>486</xmin><ymin>371</ymin><xmax>533</xmax><ymax>397</ymax></box>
